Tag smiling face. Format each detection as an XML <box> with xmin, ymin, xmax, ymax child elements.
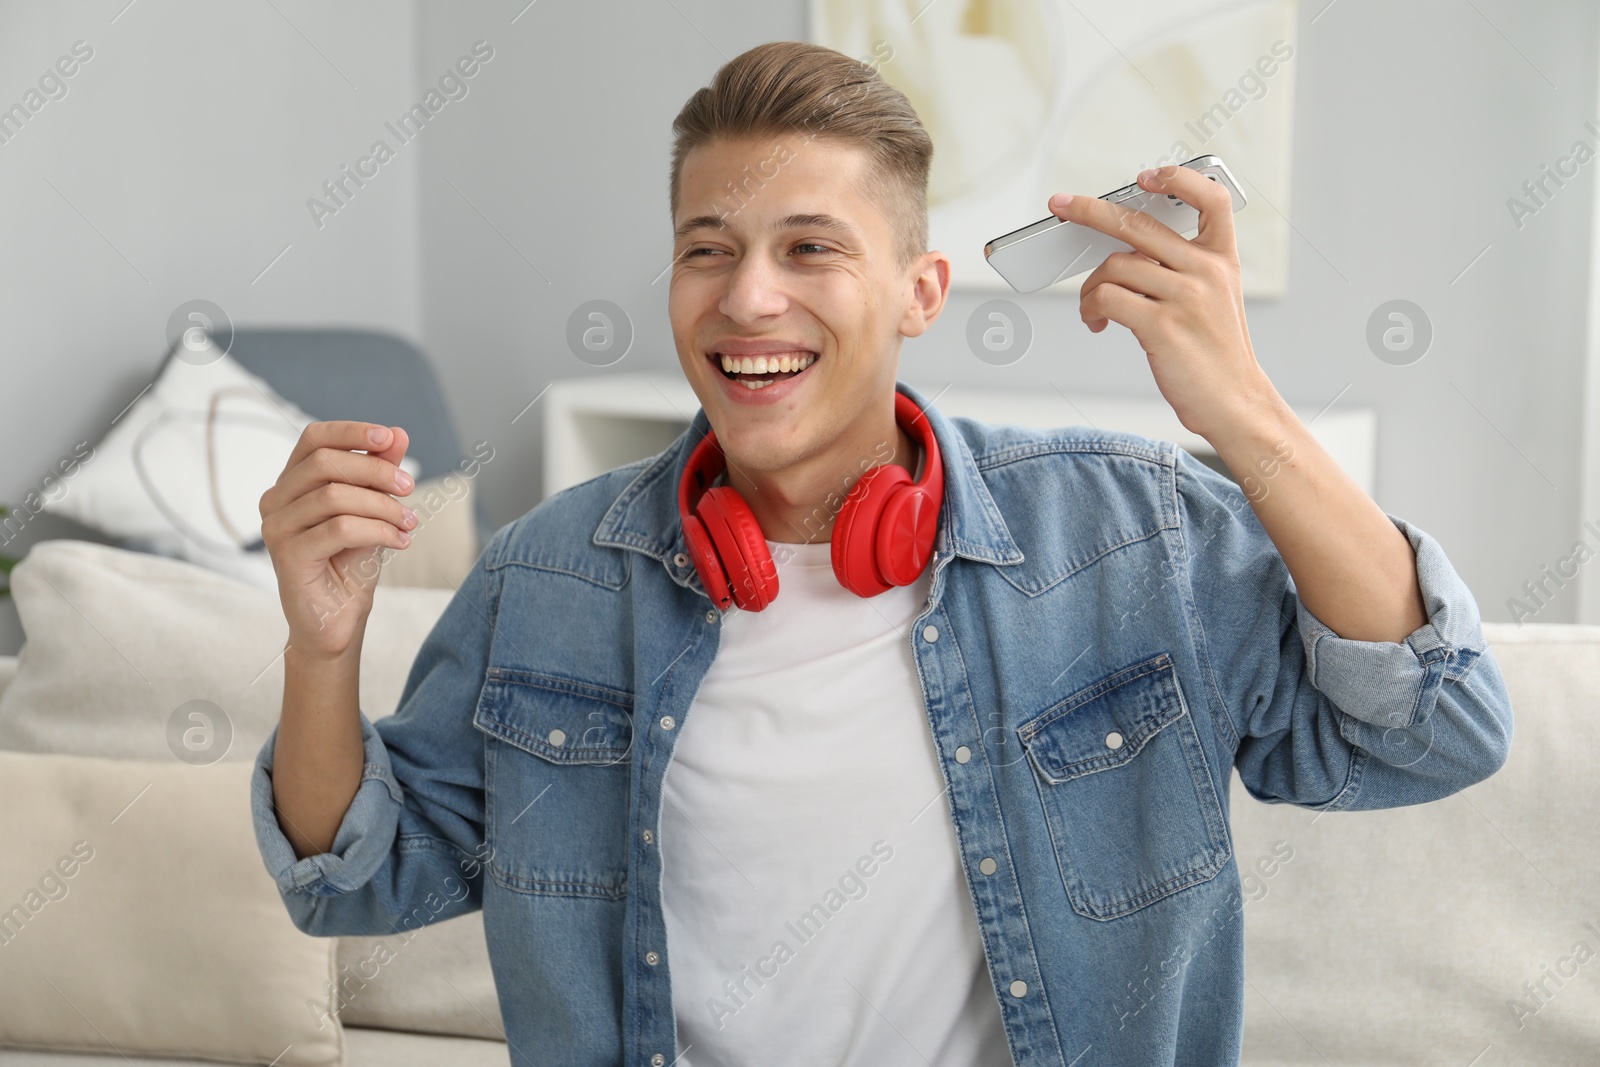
<box><xmin>669</xmin><ymin>135</ymin><xmax>949</xmax><ymax>482</ymax></box>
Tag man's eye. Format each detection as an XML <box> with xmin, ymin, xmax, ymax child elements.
<box><xmin>684</xmin><ymin>248</ymin><xmax>721</xmax><ymax>258</ymax></box>
<box><xmin>794</xmin><ymin>243</ymin><xmax>829</xmax><ymax>255</ymax></box>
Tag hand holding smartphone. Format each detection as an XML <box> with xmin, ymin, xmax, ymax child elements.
<box><xmin>984</xmin><ymin>155</ymin><xmax>1246</xmax><ymax>293</ymax></box>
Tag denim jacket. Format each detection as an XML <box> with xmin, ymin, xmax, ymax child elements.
<box><xmin>251</xmin><ymin>379</ymin><xmax>1514</xmax><ymax>1066</ymax></box>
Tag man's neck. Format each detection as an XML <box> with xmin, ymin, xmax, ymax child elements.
<box><xmin>725</xmin><ymin>421</ymin><xmax>920</xmax><ymax>545</ymax></box>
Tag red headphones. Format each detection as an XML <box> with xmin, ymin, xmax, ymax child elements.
<box><xmin>678</xmin><ymin>391</ymin><xmax>944</xmax><ymax>612</ymax></box>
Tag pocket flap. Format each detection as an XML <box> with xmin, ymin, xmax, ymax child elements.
<box><xmin>1018</xmin><ymin>652</ymin><xmax>1185</xmax><ymax>783</ymax></box>
<box><xmin>473</xmin><ymin>667</ymin><xmax>634</xmax><ymax>764</ymax></box>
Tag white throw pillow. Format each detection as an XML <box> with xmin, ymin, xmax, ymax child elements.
<box><xmin>0</xmin><ymin>751</ymin><xmax>342</xmax><ymax>1066</ymax></box>
<box><xmin>41</xmin><ymin>336</ymin><xmax>417</xmax><ymax>589</ymax></box>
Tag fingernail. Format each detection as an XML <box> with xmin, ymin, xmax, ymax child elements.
<box><xmin>368</xmin><ymin>426</ymin><xmax>388</xmax><ymax>445</ymax></box>
<box><xmin>1138</xmin><ymin>169</ymin><xmax>1157</xmax><ymax>183</ymax></box>
<box><xmin>397</xmin><ymin>529</ymin><xmax>410</xmax><ymax>545</ymax></box>
<box><xmin>402</xmin><ymin>506</ymin><xmax>416</xmax><ymax>527</ymax></box>
<box><xmin>395</xmin><ymin>469</ymin><xmax>413</xmax><ymax>491</ymax></box>
<box><xmin>1051</xmin><ymin>193</ymin><xmax>1073</xmax><ymax>209</ymax></box>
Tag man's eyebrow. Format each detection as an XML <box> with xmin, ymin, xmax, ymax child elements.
<box><xmin>672</xmin><ymin>212</ymin><xmax>863</xmax><ymax>243</ymax></box>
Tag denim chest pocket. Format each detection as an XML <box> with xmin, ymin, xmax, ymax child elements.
<box><xmin>472</xmin><ymin>667</ymin><xmax>634</xmax><ymax>900</ymax></box>
<box><xmin>1017</xmin><ymin>652</ymin><xmax>1230</xmax><ymax>921</ymax></box>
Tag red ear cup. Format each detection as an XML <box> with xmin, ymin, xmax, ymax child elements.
<box><xmin>680</xmin><ymin>431</ymin><xmax>774</xmax><ymax>611</ymax></box>
<box><xmin>876</xmin><ymin>480</ymin><xmax>939</xmax><ymax>586</ymax></box>
<box><xmin>697</xmin><ymin>485</ymin><xmax>779</xmax><ymax>611</ymax></box>
<box><xmin>831</xmin><ymin>463</ymin><xmax>908</xmax><ymax>597</ymax></box>
<box><xmin>681</xmin><ymin>514</ymin><xmax>731</xmax><ymax>610</ymax></box>
<box><xmin>830</xmin><ymin>392</ymin><xmax>945</xmax><ymax>597</ymax></box>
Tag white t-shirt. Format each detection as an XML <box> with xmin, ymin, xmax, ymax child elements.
<box><xmin>660</xmin><ymin>536</ymin><xmax>1012</xmax><ymax>1066</ymax></box>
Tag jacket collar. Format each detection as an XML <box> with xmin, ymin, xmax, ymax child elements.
<box><xmin>593</xmin><ymin>380</ymin><xmax>1024</xmax><ymax>576</ymax></box>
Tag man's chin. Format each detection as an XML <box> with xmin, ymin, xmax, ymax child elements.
<box><xmin>705</xmin><ymin>417</ymin><xmax>810</xmax><ymax>471</ymax></box>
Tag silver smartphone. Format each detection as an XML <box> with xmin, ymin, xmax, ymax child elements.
<box><xmin>984</xmin><ymin>155</ymin><xmax>1246</xmax><ymax>293</ymax></box>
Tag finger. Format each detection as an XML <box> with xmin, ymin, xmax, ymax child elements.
<box><xmin>283</xmin><ymin>421</ymin><xmax>402</xmax><ymax>473</ymax></box>
<box><xmin>1077</xmin><ymin>249</ymin><xmax>1183</xmax><ymax>304</ymax></box>
<box><xmin>1080</xmin><ymin>280</ymin><xmax>1153</xmax><ymax>334</ymax></box>
<box><xmin>1138</xmin><ymin>163</ymin><xmax>1237</xmax><ymax>256</ymax></box>
<box><xmin>274</xmin><ymin>446</ymin><xmax>413</xmax><ymax>509</ymax></box>
<box><xmin>288</xmin><ymin>513</ymin><xmax>411</xmax><ymax>566</ymax></box>
<box><xmin>265</xmin><ymin>480</ymin><xmax>416</xmax><ymax>542</ymax></box>
<box><xmin>1048</xmin><ymin>186</ymin><xmax>1199</xmax><ymax>271</ymax></box>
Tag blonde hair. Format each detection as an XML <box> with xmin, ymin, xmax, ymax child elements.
<box><xmin>669</xmin><ymin>40</ymin><xmax>931</xmax><ymax>273</ymax></box>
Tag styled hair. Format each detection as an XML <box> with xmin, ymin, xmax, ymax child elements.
<box><xmin>668</xmin><ymin>40</ymin><xmax>931</xmax><ymax>273</ymax></box>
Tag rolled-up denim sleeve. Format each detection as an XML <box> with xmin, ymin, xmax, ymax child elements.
<box><xmin>250</xmin><ymin>523</ymin><xmax>510</xmax><ymax>936</ymax></box>
<box><xmin>251</xmin><ymin>709</ymin><xmax>405</xmax><ymax>898</ymax></box>
<box><xmin>1175</xmin><ymin>448</ymin><xmax>1514</xmax><ymax>811</ymax></box>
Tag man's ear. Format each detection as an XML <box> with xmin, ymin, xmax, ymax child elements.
<box><xmin>900</xmin><ymin>250</ymin><xmax>951</xmax><ymax>339</ymax></box>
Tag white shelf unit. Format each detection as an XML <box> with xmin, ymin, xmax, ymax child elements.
<box><xmin>543</xmin><ymin>373</ymin><xmax>1376</xmax><ymax>500</ymax></box>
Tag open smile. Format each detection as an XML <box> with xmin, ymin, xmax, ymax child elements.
<box><xmin>708</xmin><ymin>349</ymin><xmax>819</xmax><ymax>391</ymax></box>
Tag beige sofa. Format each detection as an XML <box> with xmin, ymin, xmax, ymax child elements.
<box><xmin>0</xmin><ymin>656</ymin><xmax>513</xmax><ymax>1067</ymax></box>
<box><xmin>0</xmin><ymin>542</ymin><xmax>1593</xmax><ymax>1064</ymax></box>
<box><xmin>1227</xmin><ymin>622</ymin><xmax>1600</xmax><ymax>1065</ymax></box>
<box><xmin>0</xmin><ymin>540</ymin><xmax>514</xmax><ymax>1067</ymax></box>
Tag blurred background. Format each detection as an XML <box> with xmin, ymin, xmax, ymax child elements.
<box><xmin>0</xmin><ymin>0</ymin><xmax>1595</xmax><ymax>652</ymax></box>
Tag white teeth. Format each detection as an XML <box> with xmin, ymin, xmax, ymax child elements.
<box><xmin>715</xmin><ymin>351</ymin><xmax>817</xmax><ymax>379</ymax></box>
<box><xmin>740</xmin><ymin>379</ymin><xmax>775</xmax><ymax>390</ymax></box>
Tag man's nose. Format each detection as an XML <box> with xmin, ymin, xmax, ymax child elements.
<box><xmin>719</xmin><ymin>250</ymin><xmax>789</xmax><ymax>322</ymax></box>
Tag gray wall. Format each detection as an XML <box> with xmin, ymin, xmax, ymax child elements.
<box><xmin>1</xmin><ymin>0</ymin><xmax>1594</xmax><ymax>654</ymax></box>
<box><xmin>414</xmin><ymin>0</ymin><xmax>1598</xmax><ymax>630</ymax></box>
<box><xmin>0</xmin><ymin>0</ymin><xmax>422</xmax><ymax>651</ymax></box>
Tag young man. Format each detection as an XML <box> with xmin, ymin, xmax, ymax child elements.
<box><xmin>253</xmin><ymin>41</ymin><xmax>1513</xmax><ymax>1067</ymax></box>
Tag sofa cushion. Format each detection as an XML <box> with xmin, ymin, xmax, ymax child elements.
<box><xmin>335</xmin><ymin>918</ymin><xmax>504</xmax><ymax>1039</ymax></box>
<box><xmin>0</xmin><ymin>1026</ymin><xmax>509</xmax><ymax>1067</ymax></box>
<box><xmin>0</xmin><ymin>752</ymin><xmax>341</xmax><ymax>1066</ymax></box>
<box><xmin>0</xmin><ymin>538</ymin><xmax>453</xmax><ymax>761</ymax></box>
<box><xmin>372</xmin><ymin>471</ymin><xmax>481</xmax><ymax>591</ymax></box>
<box><xmin>0</xmin><ymin>539</ymin><xmax>503</xmax><ymax>1041</ymax></box>
<box><xmin>1231</xmin><ymin>622</ymin><xmax>1600</xmax><ymax>1064</ymax></box>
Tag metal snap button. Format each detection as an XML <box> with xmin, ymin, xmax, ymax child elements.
<box><xmin>1105</xmin><ymin>731</ymin><xmax>1124</xmax><ymax>750</ymax></box>
<box><xmin>547</xmin><ymin>728</ymin><xmax>566</xmax><ymax>746</ymax></box>
<box><xmin>979</xmin><ymin>857</ymin><xmax>997</xmax><ymax>875</ymax></box>
<box><xmin>660</xmin><ymin>715</ymin><xmax>676</xmax><ymax>731</ymax></box>
<box><xmin>954</xmin><ymin>745</ymin><xmax>972</xmax><ymax>764</ymax></box>
<box><xmin>673</xmin><ymin>553</ymin><xmax>690</xmax><ymax>568</ymax></box>
<box><xmin>922</xmin><ymin>624</ymin><xmax>939</xmax><ymax>643</ymax></box>
<box><xmin>1009</xmin><ymin>979</ymin><xmax>1028</xmax><ymax>997</ymax></box>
